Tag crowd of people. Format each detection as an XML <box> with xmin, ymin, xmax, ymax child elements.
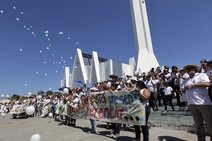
<box><xmin>0</xmin><ymin>59</ymin><xmax>212</xmax><ymax>141</ymax></box>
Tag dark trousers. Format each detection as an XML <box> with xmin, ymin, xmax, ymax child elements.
<box><xmin>65</xmin><ymin>115</ymin><xmax>70</xmax><ymax>125</ymax></box>
<box><xmin>165</xmin><ymin>95</ymin><xmax>175</xmax><ymax>111</ymax></box>
<box><xmin>112</xmin><ymin>123</ymin><xmax>121</xmax><ymax>135</ymax></box>
<box><xmin>159</xmin><ymin>88</ymin><xmax>165</xmax><ymax>106</ymax></box>
<box><xmin>149</xmin><ymin>92</ymin><xmax>157</xmax><ymax>110</ymax></box>
<box><xmin>71</xmin><ymin>118</ymin><xmax>76</xmax><ymax>123</ymax></box>
<box><xmin>52</xmin><ymin>108</ymin><xmax>56</xmax><ymax>118</ymax></box>
<box><xmin>134</xmin><ymin>105</ymin><xmax>150</xmax><ymax>140</ymax></box>
<box><xmin>173</xmin><ymin>85</ymin><xmax>181</xmax><ymax>106</ymax></box>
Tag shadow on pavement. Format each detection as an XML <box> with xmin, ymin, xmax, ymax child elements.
<box><xmin>158</xmin><ymin>136</ymin><xmax>186</xmax><ymax>141</ymax></box>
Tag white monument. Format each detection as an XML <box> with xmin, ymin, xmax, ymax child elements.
<box><xmin>61</xmin><ymin>0</ymin><xmax>159</xmax><ymax>88</ymax></box>
<box><xmin>130</xmin><ymin>0</ymin><xmax>159</xmax><ymax>72</ymax></box>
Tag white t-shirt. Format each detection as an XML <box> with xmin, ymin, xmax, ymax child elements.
<box><xmin>183</xmin><ymin>73</ymin><xmax>212</xmax><ymax>105</ymax></box>
<box><xmin>172</xmin><ymin>72</ymin><xmax>179</xmax><ymax>85</ymax></box>
<box><xmin>70</xmin><ymin>97</ymin><xmax>79</xmax><ymax>107</ymax></box>
<box><xmin>43</xmin><ymin>99</ymin><xmax>50</xmax><ymax>106</ymax></box>
<box><xmin>179</xmin><ymin>73</ymin><xmax>189</xmax><ymax>89</ymax></box>
<box><xmin>165</xmin><ymin>73</ymin><xmax>172</xmax><ymax>82</ymax></box>
<box><xmin>106</xmin><ymin>82</ymin><xmax>111</xmax><ymax>88</ymax></box>
<box><xmin>140</xmin><ymin>89</ymin><xmax>149</xmax><ymax>106</ymax></box>
<box><xmin>163</xmin><ymin>86</ymin><xmax>173</xmax><ymax>96</ymax></box>
<box><xmin>145</xmin><ymin>80</ymin><xmax>155</xmax><ymax>92</ymax></box>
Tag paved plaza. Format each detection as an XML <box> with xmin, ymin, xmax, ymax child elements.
<box><xmin>0</xmin><ymin>111</ymin><xmax>211</xmax><ymax>141</ymax></box>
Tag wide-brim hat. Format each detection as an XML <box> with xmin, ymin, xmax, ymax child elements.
<box><xmin>206</xmin><ymin>60</ymin><xmax>212</xmax><ymax>64</ymax></box>
<box><xmin>130</xmin><ymin>76</ymin><xmax>138</xmax><ymax>81</ymax></box>
<box><xmin>183</xmin><ymin>64</ymin><xmax>200</xmax><ymax>72</ymax></box>
<box><xmin>90</xmin><ymin>87</ymin><xmax>98</xmax><ymax>91</ymax></box>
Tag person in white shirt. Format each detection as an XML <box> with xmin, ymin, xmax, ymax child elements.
<box><xmin>177</xmin><ymin>69</ymin><xmax>189</xmax><ymax>107</ymax></box>
<box><xmin>69</xmin><ymin>93</ymin><xmax>79</xmax><ymax>126</ymax></box>
<box><xmin>200</xmin><ymin>59</ymin><xmax>207</xmax><ymax>73</ymax></box>
<box><xmin>145</xmin><ymin>76</ymin><xmax>157</xmax><ymax>111</ymax></box>
<box><xmin>183</xmin><ymin>64</ymin><xmax>212</xmax><ymax>141</ymax></box>
<box><xmin>171</xmin><ymin>66</ymin><xmax>181</xmax><ymax>106</ymax></box>
<box><xmin>134</xmin><ymin>81</ymin><xmax>151</xmax><ymax>141</ymax></box>
<box><xmin>163</xmin><ymin>82</ymin><xmax>175</xmax><ymax>113</ymax></box>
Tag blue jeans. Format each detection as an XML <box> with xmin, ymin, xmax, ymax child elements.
<box><xmin>90</xmin><ymin>119</ymin><xmax>97</xmax><ymax>132</ymax></box>
<box><xmin>135</xmin><ymin>105</ymin><xmax>150</xmax><ymax>140</ymax></box>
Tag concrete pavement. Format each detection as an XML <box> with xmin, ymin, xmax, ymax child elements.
<box><xmin>0</xmin><ymin>113</ymin><xmax>211</xmax><ymax>141</ymax></box>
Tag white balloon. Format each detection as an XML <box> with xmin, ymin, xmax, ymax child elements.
<box><xmin>70</xmin><ymin>57</ymin><xmax>72</xmax><ymax>59</ymax></box>
<box><xmin>63</xmin><ymin>61</ymin><xmax>65</xmax><ymax>63</ymax></box>
<box><xmin>25</xmin><ymin>84</ymin><xmax>27</xmax><ymax>87</ymax></box>
<box><xmin>62</xmin><ymin>66</ymin><xmax>64</xmax><ymax>68</ymax></box>
<box><xmin>63</xmin><ymin>88</ymin><xmax>69</xmax><ymax>94</ymax></box>
<box><xmin>49</xmin><ymin>44</ymin><xmax>51</xmax><ymax>47</ymax></box>
<box><xmin>1</xmin><ymin>113</ymin><xmax>5</xmax><ymax>118</ymax></box>
<box><xmin>59</xmin><ymin>32</ymin><xmax>63</xmax><ymax>35</ymax></box>
<box><xmin>44</xmin><ymin>30</ymin><xmax>48</xmax><ymax>34</ymax></box>
<box><xmin>21</xmin><ymin>12</ymin><xmax>23</xmax><ymax>14</ymax></box>
<box><xmin>13</xmin><ymin>6</ymin><xmax>16</xmax><ymax>10</ymax></box>
<box><xmin>30</xmin><ymin>26</ymin><xmax>32</xmax><ymax>28</ymax></box>
<box><xmin>1</xmin><ymin>94</ymin><xmax>4</xmax><ymax>98</ymax></box>
<box><xmin>59</xmin><ymin>62</ymin><xmax>61</xmax><ymax>64</ymax></box>
<box><xmin>26</xmin><ymin>106</ymin><xmax>35</xmax><ymax>115</ymax></box>
<box><xmin>48</xmin><ymin>38</ymin><xmax>50</xmax><ymax>41</ymax></box>
<box><xmin>27</xmin><ymin>28</ymin><xmax>30</xmax><ymax>30</ymax></box>
<box><xmin>46</xmin><ymin>47</ymin><xmax>49</xmax><ymax>50</ymax></box>
<box><xmin>48</xmin><ymin>113</ymin><xmax>53</xmax><ymax>118</ymax></box>
<box><xmin>16</xmin><ymin>18</ymin><xmax>19</xmax><ymax>21</ymax></box>
<box><xmin>6</xmin><ymin>95</ymin><xmax>9</xmax><ymax>98</ymax></box>
<box><xmin>30</xmin><ymin>134</ymin><xmax>41</xmax><ymax>141</ymax></box>
<box><xmin>24</xmin><ymin>26</ymin><xmax>26</xmax><ymax>28</ymax></box>
<box><xmin>76</xmin><ymin>42</ymin><xmax>78</xmax><ymax>45</ymax></box>
<box><xmin>20</xmin><ymin>49</ymin><xmax>23</xmax><ymax>51</ymax></box>
<box><xmin>45</xmin><ymin>73</ymin><xmax>47</xmax><ymax>76</ymax></box>
<box><xmin>36</xmin><ymin>72</ymin><xmax>38</xmax><ymax>74</ymax></box>
<box><xmin>44</xmin><ymin>61</ymin><xmax>46</xmax><ymax>64</ymax></box>
<box><xmin>28</xmin><ymin>92</ymin><xmax>32</xmax><ymax>96</ymax></box>
<box><xmin>40</xmin><ymin>50</ymin><xmax>42</xmax><ymax>53</ymax></box>
<box><xmin>34</xmin><ymin>34</ymin><xmax>36</xmax><ymax>36</ymax></box>
<box><xmin>32</xmin><ymin>32</ymin><xmax>34</xmax><ymax>34</ymax></box>
<box><xmin>53</xmin><ymin>62</ymin><xmax>55</xmax><ymax>64</ymax></box>
<box><xmin>68</xmin><ymin>37</ymin><xmax>70</xmax><ymax>39</ymax></box>
<box><xmin>0</xmin><ymin>10</ymin><xmax>3</xmax><ymax>13</ymax></box>
<box><xmin>56</xmin><ymin>71</ymin><xmax>58</xmax><ymax>73</ymax></box>
<box><xmin>52</xmin><ymin>54</ymin><xmax>54</xmax><ymax>56</ymax></box>
<box><xmin>61</xmin><ymin>57</ymin><xmax>63</xmax><ymax>59</ymax></box>
<box><xmin>45</xmin><ymin>34</ymin><xmax>48</xmax><ymax>37</ymax></box>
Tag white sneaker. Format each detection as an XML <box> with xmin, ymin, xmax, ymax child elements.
<box><xmin>163</xmin><ymin>110</ymin><xmax>168</xmax><ymax>114</ymax></box>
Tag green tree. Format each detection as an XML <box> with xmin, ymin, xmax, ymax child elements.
<box><xmin>38</xmin><ymin>91</ymin><xmax>45</xmax><ymax>95</ymax></box>
<box><xmin>10</xmin><ymin>94</ymin><xmax>20</xmax><ymax>101</ymax></box>
<box><xmin>47</xmin><ymin>91</ymin><xmax>53</xmax><ymax>95</ymax></box>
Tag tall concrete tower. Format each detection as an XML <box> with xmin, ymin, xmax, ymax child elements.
<box><xmin>130</xmin><ymin>0</ymin><xmax>159</xmax><ymax>72</ymax></box>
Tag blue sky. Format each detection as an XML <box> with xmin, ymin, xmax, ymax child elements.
<box><xmin>0</xmin><ymin>0</ymin><xmax>212</xmax><ymax>96</ymax></box>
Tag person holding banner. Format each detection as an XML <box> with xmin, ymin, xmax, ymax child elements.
<box><xmin>110</xmin><ymin>83</ymin><xmax>121</xmax><ymax>138</ymax></box>
<box><xmin>133</xmin><ymin>81</ymin><xmax>151</xmax><ymax>141</ymax></box>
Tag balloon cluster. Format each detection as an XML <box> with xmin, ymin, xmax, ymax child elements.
<box><xmin>0</xmin><ymin>2</ymin><xmax>79</xmax><ymax>88</ymax></box>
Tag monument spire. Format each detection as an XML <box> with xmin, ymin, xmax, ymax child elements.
<box><xmin>130</xmin><ymin>0</ymin><xmax>159</xmax><ymax>72</ymax></box>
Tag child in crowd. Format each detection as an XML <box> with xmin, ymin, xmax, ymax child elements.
<box><xmin>163</xmin><ymin>82</ymin><xmax>175</xmax><ymax>113</ymax></box>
